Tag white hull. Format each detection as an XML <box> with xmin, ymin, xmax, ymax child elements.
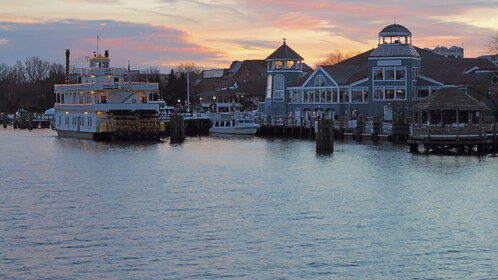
<box><xmin>209</xmin><ymin>126</ymin><xmax>258</xmax><ymax>135</ymax></box>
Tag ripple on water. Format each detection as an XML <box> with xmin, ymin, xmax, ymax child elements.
<box><xmin>1</xmin><ymin>130</ymin><xmax>498</xmax><ymax>278</ymax></box>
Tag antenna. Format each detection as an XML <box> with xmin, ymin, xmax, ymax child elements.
<box><xmin>97</xmin><ymin>35</ymin><xmax>100</xmax><ymax>55</ymax></box>
<box><xmin>394</xmin><ymin>17</ymin><xmax>396</xmax><ymax>24</ymax></box>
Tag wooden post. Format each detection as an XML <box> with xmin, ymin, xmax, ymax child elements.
<box><xmin>355</xmin><ymin>115</ymin><xmax>364</xmax><ymax>141</ymax></box>
<box><xmin>272</xmin><ymin>116</ymin><xmax>277</xmax><ymax>136</ymax></box>
<box><xmin>170</xmin><ymin>113</ymin><xmax>185</xmax><ymax>143</ymax></box>
<box><xmin>28</xmin><ymin>112</ymin><xmax>34</xmax><ymax>130</ymax></box>
<box><xmin>409</xmin><ymin>144</ymin><xmax>418</xmax><ymax>153</ymax></box>
<box><xmin>372</xmin><ymin>116</ymin><xmax>381</xmax><ymax>141</ymax></box>
<box><xmin>309</xmin><ymin>117</ymin><xmax>314</xmax><ymax>139</ymax></box>
<box><xmin>283</xmin><ymin>116</ymin><xmax>287</xmax><ymax>138</ymax></box>
<box><xmin>316</xmin><ymin>117</ymin><xmax>334</xmax><ymax>153</ymax></box>
<box><xmin>291</xmin><ymin>115</ymin><xmax>295</xmax><ymax>138</ymax></box>
<box><xmin>493</xmin><ymin>122</ymin><xmax>497</xmax><ymax>154</ymax></box>
<box><xmin>2</xmin><ymin>113</ymin><xmax>7</xmax><ymax>128</ymax></box>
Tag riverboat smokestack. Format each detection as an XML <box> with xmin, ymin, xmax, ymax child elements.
<box><xmin>65</xmin><ymin>49</ymin><xmax>70</xmax><ymax>84</ymax></box>
<box><xmin>105</xmin><ymin>50</ymin><xmax>109</xmax><ymax>58</ymax></box>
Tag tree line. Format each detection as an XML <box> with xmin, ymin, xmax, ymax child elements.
<box><xmin>0</xmin><ymin>57</ymin><xmax>65</xmax><ymax>113</ymax></box>
<box><xmin>0</xmin><ymin>57</ymin><xmax>201</xmax><ymax>113</ymax></box>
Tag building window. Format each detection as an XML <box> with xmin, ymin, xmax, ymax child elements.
<box><xmin>396</xmin><ymin>69</ymin><xmax>405</xmax><ymax>80</ymax></box>
<box><xmin>274</xmin><ymin>61</ymin><xmax>283</xmax><ymax>69</ymax></box>
<box><xmin>396</xmin><ymin>89</ymin><xmax>406</xmax><ymax>99</ymax></box>
<box><xmin>374</xmin><ymin>88</ymin><xmax>384</xmax><ymax>100</ymax></box>
<box><xmin>339</xmin><ymin>89</ymin><xmax>349</xmax><ymax>103</ymax></box>
<box><xmin>273</xmin><ymin>75</ymin><xmax>284</xmax><ymax>101</ymax></box>
<box><xmin>412</xmin><ymin>67</ymin><xmax>418</xmax><ymax>81</ymax></box>
<box><xmin>266</xmin><ymin>75</ymin><xmax>272</xmax><ymax>101</ymax></box>
<box><xmin>351</xmin><ymin>87</ymin><xmax>368</xmax><ymax>103</ymax></box>
<box><xmin>373</xmin><ymin>87</ymin><xmax>406</xmax><ymax>100</ymax></box>
<box><xmin>314</xmin><ymin>75</ymin><xmax>326</xmax><ymax>87</ymax></box>
<box><xmin>374</xmin><ymin>68</ymin><xmax>384</xmax><ymax>80</ymax></box>
<box><xmin>374</xmin><ymin>67</ymin><xmax>406</xmax><ymax>81</ymax></box>
<box><xmin>286</xmin><ymin>61</ymin><xmax>295</xmax><ymax>69</ymax></box>
<box><xmin>385</xmin><ymin>68</ymin><xmax>395</xmax><ymax>80</ymax></box>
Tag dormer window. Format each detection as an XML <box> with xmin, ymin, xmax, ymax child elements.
<box><xmin>274</xmin><ymin>61</ymin><xmax>283</xmax><ymax>69</ymax></box>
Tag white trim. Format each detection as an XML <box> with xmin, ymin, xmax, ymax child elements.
<box><xmin>418</xmin><ymin>75</ymin><xmax>444</xmax><ymax>86</ymax></box>
<box><xmin>303</xmin><ymin>67</ymin><xmax>339</xmax><ymax>87</ymax></box>
<box><xmin>267</xmin><ymin>69</ymin><xmax>303</xmax><ymax>73</ymax></box>
<box><xmin>368</xmin><ymin>56</ymin><xmax>421</xmax><ymax>61</ymax></box>
<box><xmin>464</xmin><ymin>66</ymin><xmax>479</xmax><ymax>74</ymax></box>
<box><xmin>350</xmin><ymin>78</ymin><xmax>368</xmax><ymax>87</ymax></box>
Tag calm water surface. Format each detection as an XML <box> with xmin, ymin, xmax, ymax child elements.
<box><xmin>1</xmin><ymin>129</ymin><xmax>498</xmax><ymax>279</ymax></box>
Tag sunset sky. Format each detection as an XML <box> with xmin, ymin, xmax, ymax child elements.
<box><xmin>1</xmin><ymin>0</ymin><xmax>497</xmax><ymax>72</ymax></box>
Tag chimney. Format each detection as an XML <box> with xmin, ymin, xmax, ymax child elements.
<box><xmin>65</xmin><ymin>49</ymin><xmax>70</xmax><ymax>84</ymax></box>
<box><xmin>104</xmin><ymin>50</ymin><xmax>109</xmax><ymax>58</ymax></box>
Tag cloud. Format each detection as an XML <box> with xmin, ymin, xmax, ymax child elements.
<box><xmin>0</xmin><ymin>19</ymin><xmax>225</xmax><ymax>71</ymax></box>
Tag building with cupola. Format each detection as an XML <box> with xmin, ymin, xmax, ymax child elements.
<box><xmin>264</xmin><ymin>24</ymin><xmax>498</xmax><ymax>121</ymax></box>
<box><xmin>264</xmin><ymin>39</ymin><xmax>308</xmax><ymax>116</ymax></box>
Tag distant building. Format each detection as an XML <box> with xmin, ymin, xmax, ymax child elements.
<box><xmin>425</xmin><ymin>45</ymin><xmax>464</xmax><ymax>58</ymax></box>
<box><xmin>263</xmin><ymin>24</ymin><xmax>498</xmax><ymax>120</ymax></box>
<box><xmin>196</xmin><ymin>57</ymin><xmax>311</xmax><ymax>112</ymax></box>
<box><xmin>479</xmin><ymin>54</ymin><xmax>498</xmax><ymax>67</ymax></box>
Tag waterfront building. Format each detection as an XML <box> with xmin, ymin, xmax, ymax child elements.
<box><xmin>425</xmin><ymin>45</ymin><xmax>464</xmax><ymax>58</ymax></box>
<box><xmin>264</xmin><ymin>24</ymin><xmax>498</xmax><ymax>121</ymax></box>
<box><xmin>196</xmin><ymin>60</ymin><xmax>268</xmax><ymax>111</ymax></box>
<box><xmin>263</xmin><ymin>39</ymin><xmax>308</xmax><ymax>116</ymax></box>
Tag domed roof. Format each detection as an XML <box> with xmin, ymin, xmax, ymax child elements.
<box><xmin>379</xmin><ymin>24</ymin><xmax>411</xmax><ymax>37</ymax></box>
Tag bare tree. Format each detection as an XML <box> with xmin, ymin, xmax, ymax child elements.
<box><xmin>175</xmin><ymin>63</ymin><xmax>201</xmax><ymax>76</ymax></box>
<box><xmin>23</xmin><ymin>57</ymin><xmax>50</xmax><ymax>84</ymax></box>
<box><xmin>318</xmin><ymin>49</ymin><xmax>362</xmax><ymax>66</ymax></box>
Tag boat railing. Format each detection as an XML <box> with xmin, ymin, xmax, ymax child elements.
<box><xmin>55</xmin><ymin>82</ymin><xmax>158</xmax><ymax>92</ymax></box>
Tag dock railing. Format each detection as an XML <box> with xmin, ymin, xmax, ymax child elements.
<box><xmin>411</xmin><ymin>124</ymin><xmax>486</xmax><ymax>139</ymax></box>
<box><xmin>260</xmin><ymin>115</ymin><xmax>395</xmax><ymax>135</ymax></box>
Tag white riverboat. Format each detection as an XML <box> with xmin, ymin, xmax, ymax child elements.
<box><xmin>209</xmin><ymin>112</ymin><xmax>260</xmax><ymax>135</ymax></box>
<box><xmin>53</xmin><ymin>49</ymin><xmax>165</xmax><ymax>140</ymax></box>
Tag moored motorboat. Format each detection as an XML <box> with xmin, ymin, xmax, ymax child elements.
<box><xmin>209</xmin><ymin>112</ymin><xmax>260</xmax><ymax>135</ymax></box>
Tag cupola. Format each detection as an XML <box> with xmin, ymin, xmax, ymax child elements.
<box><xmin>266</xmin><ymin>39</ymin><xmax>303</xmax><ymax>71</ymax></box>
<box><xmin>378</xmin><ymin>24</ymin><xmax>412</xmax><ymax>45</ymax></box>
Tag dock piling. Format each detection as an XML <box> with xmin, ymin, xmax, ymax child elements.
<box><xmin>316</xmin><ymin>116</ymin><xmax>334</xmax><ymax>153</ymax></box>
<box><xmin>170</xmin><ymin>113</ymin><xmax>185</xmax><ymax>143</ymax></box>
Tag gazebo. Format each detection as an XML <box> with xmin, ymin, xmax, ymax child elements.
<box><xmin>409</xmin><ymin>87</ymin><xmax>492</xmax><ymax>153</ymax></box>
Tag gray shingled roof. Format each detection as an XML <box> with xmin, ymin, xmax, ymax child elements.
<box><xmin>318</xmin><ymin>49</ymin><xmax>373</xmax><ymax>85</ymax></box>
<box><xmin>411</xmin><ymin>87</ymin><xmax>490</xmax><ymax>111</ymax></box>
<box><xmin>370</xmin><ymin>44</ymin><xmax>420</xmax><ymax>58</ymax></box>
<box><xmin>266</xmin><ymin>42</ymin><xmax>304</xmax><ymax>60</ymax></box>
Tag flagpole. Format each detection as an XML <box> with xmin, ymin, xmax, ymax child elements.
<box><xmin>186</xmin><ymin>71</ymin><xmax>190</xmax><ymax>111</ymax></box>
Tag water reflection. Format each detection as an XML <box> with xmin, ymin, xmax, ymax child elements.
<box><xmin>1</xmin><ymin>129</ymin><xmax>498</xmax><ymax>279</ymax></box>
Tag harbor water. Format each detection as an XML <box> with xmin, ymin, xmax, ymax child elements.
<box><xmin>1</xmin><ymin>129</ymin><xmax>498</xmax><ymax>279</ymax></box>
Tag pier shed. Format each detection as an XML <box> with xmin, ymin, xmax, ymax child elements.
<box><xmin>408</xmin><ymin>87</ymin><xmax>492</xmax><ymax>154</ymax></box>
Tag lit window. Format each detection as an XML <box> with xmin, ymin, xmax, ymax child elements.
<box><xmin>274</xmin><ymin>61</ymin><xmax>283</xmax><ymax>69</ymax></box>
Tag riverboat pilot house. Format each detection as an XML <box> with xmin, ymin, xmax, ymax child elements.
<box><xmin>264</xmin><ymin>24</ymin><xmax>498</xmax><ymax>121</ymax></box>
